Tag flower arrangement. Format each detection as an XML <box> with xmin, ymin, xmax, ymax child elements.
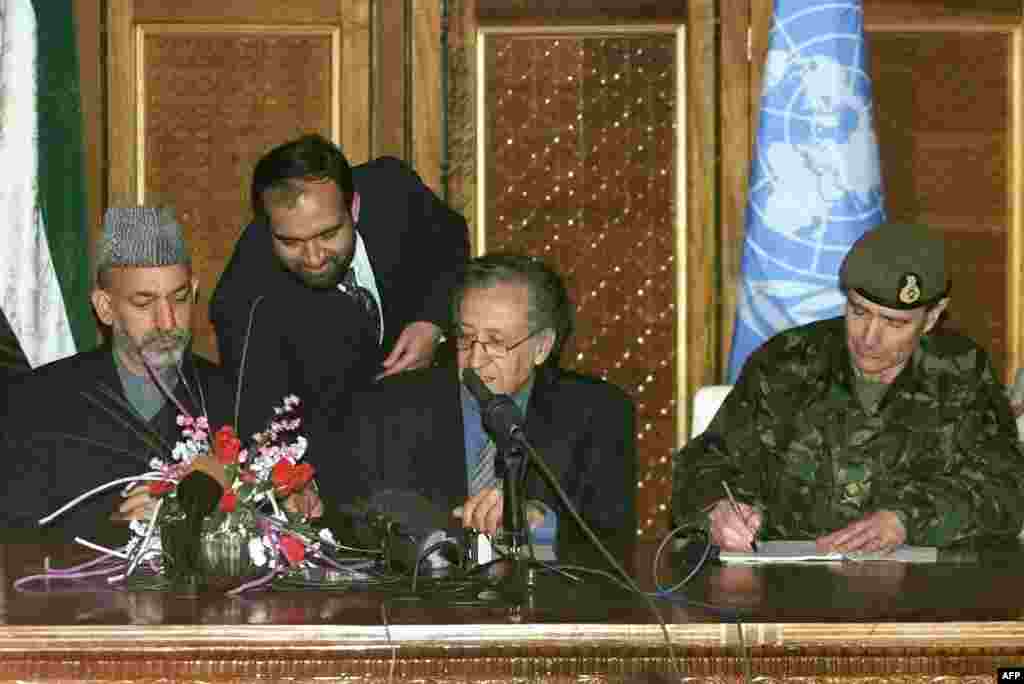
<box><xmin>27</xmin><ymin>393</ymin><xmax>353</xmax><ymax>595</ymax></box>
<box><xmin>156</xmin><ymin>396</ymin><xmax>310</xmax><ymax>525</ymax></box>
<box><xmin>132</xmin><ymin>395</ymin><xmax>346</xmax><ymax>592</ymax></box>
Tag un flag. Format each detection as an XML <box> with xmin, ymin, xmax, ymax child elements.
<box><xmin>727</xmin><ymin>0</ymin><xmax>886</xmax><ymax>382</ymax></box>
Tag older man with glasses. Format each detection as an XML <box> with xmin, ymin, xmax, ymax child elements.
<box><xmin>318</xmin><ymin>254</ymin><xmax>636</xmax><ymax>553</ymax></box>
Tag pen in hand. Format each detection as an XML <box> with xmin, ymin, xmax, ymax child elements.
<box><xmin>721</xmin><ymin>481</ymin><xmax>758</xmax><ymax>552</ymax></box>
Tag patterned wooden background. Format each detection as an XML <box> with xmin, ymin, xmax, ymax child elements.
<box><xmin>483</xmin><ymin>33</ymin><xmax>679</xmax><ymax>538</ymax></box>
<box><xmin>142</xmin><ymin>29</ymin><xmax>335</xmax><ymax>361</ymax></box>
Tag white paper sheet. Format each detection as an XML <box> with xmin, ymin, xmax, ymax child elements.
<box><xmin>719</xmin><ymin>540</ymin><xmax>937</xmax><ymax>564</ymax></box>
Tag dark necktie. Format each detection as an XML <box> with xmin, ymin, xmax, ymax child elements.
<box><xmin>340</xmin><ymin>268</ymin><xmax>381</xmax><ymax>344</ymax></box>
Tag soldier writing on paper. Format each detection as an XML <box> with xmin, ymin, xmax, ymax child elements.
<box><xmin>672</xmin><ymin>222</ymin><xmax>1024</xmax><ymax>553</ymax></box>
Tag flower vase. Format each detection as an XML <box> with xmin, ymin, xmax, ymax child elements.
<box><xmin>197</xmin><ymin>514</ymin><xmax>264</xmax><ymax>590</ymax></box>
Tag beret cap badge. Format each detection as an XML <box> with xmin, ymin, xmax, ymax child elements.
<box><xmin>898</xmin><ymin>273</ymin><xmax>922</xmax><ymax>305</ymax></box>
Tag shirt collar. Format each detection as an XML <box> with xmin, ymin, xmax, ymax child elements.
<box><xmin>348</xmin><ymin>231</ymin><xmax>371</xmax><ymax>284</ymax></box>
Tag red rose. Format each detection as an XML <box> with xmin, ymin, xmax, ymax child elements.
<box><xmin>271</xmin><ymin>461</ymin><xmax>315</xmax><ymax>496</ymax></box>
<box><xmin>218</xmin><ymin>491</ymin><xmax>237</xmax><ymax>513</ymax></box>
<box><xmin>148</xmin><ymin>480</ymin><xmax>175</xmax><ymax>497</ymax></box>
<box><xmin>279</xmin><ymin>535</ymin><xmax>306</xmax><ymax>566</ymax></box>
<box><xmin>213</xmin><ymin>425</ymin><xmax>242</xmax><ymax>465</ymax></box>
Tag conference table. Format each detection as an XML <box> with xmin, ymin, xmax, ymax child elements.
<box><xmin>1</xmin><ymin>533</ymin><xmax>1022</xmax><ymax>683</ymax></box>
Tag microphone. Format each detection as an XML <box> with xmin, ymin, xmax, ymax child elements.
<box><xmin>461</xmin><ymin>367</ymin><xmax>528</xmax><ymax>550</ymax></box>
<box><xmin>461</xmin><ymin>368</ymin><xmax>526</xmax><ymax>449</ymax></box>
<box><xmin>339</xmin><ymin>490</ymin><xmax>461</xmax><ymax>573</ymax></box>
<box><xmin>161</xmin><ymin>470</ymin><xmax>224</xmax><ymax>589</ymax></box>
<box><xmin>176</xmin><ymin>470</ymin><xmax>223</xmax><ymax>521</ymax></box>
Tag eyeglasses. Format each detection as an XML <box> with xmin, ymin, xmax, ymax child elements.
<box><xmin>452</xmin><ymin>328</ymin><xmax>543</xmax><ymax>359</ymax></box>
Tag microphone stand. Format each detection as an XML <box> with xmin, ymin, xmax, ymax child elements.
<box><xmin>480</xmin><ymin>432</ymin><xmax>579</xmax><ymax>614</ymax></box>
<box><xmin>462</xmin><ymin>368</ymin><xmax>559</xmax><ymax>608</ymax></box>
<box><xmin>491</xmin><ymin>434</ymin><xmax>531</xmax><ymax>603</ymax></box>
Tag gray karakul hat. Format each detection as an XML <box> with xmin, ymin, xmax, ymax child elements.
<box><xmin>839</xmin><ymin>221</ymin><xmax>949</xmax><ymax>310</ymax></box>
<box><xmin>95</xmin><ymin>206</ymin><xmax>190</xmax><ymax>274</ymax></box>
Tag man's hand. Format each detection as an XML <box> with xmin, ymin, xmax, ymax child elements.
<box><xmin>1012</xmin><ymin>400</ymin><xmax>1024</xmax><ymax>419</ymax></box>
<box><xmin>455</xmin><ymin>487</ymin><xmax>503</xmax><ymax>536</ymax></box>
<box><xmin>709</xmin><ymin>498</ymin><xmax>762</xmax><ymax>551</ymax></box>
<box><xmin>376</xmin><ymin>321</ymin><xmax>443</xmax><ymax>380</ymax></box>
<box><xmin>283</xmin><ymin>483</ymin><xmax>324</xmax><ymax>520</ymax></box>
<box><xmin>816</xmin><ymin>510</ymin><xmax>906</xmax><ymax>554</ymax></box>
<box><xmin>113</xmin><ymin>486</ymin><xmax>156</xmax><ymax>522</ymax></box>
<box><xmin>453</xmin><ymin>494</ymin><xmax>546</xmax><ymax>538</ymax></box>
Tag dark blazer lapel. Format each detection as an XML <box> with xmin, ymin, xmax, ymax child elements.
<box><xmin>407</xmin><ymin>367</ymin><xmax>469</xmax><ymax>514</ymax></box>
<box><xmin>522</xmin><ymin>368</ymin><xmax>575</xmax><ymax>503</ymax></box>
<box><xmin>93</xmin><ymin>347</ymin><xmax>127</xmax><ymax>401</ymax></box>
<box><xmin>447</xmin><ymin>368</ymin><xmax>470</xmax><ymax>504</ymax></box>
<box><xmin>75</xmin><ymin>348</ymin><xmax>164</xmax><ymax>468</ymax></box>
<box><xmin>84</xmin><ymin>348</ymin><xmax>147</xmax><ymax>432</ymax></box>
<box><xmin>351</xmin><ymin>165</ymin><xmax>402</xmax><ymax>352</ymax></box>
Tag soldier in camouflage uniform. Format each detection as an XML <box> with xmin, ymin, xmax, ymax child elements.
<box><xmin>673</xmin><ymin>222</ymin><xmax>1024</xmax><ymax>551</ymax></box>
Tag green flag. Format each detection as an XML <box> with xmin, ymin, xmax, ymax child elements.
<box><xmin>33</xmin><ymin>0</ymin><xmax>94</xmax><ymax>352</ymax></box>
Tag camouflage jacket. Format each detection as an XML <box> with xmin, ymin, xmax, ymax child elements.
<box><xmin>672</xmin><ymin>317</ymin><xmax>1024</xmax><ymax>548</ymax></box>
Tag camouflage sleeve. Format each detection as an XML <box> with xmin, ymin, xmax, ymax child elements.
<box><xmin>671</xmin><ymin>352</ymin><xmax>777</xmax><ymax>528</ymax></box>
<box><xmin>873</xmin><ymin>351</ymin><xmax>1024</xmax><ymax>547</ymax></box>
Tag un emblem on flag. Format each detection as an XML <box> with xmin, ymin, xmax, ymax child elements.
<box><xmin>730</xmin><ymin>0</ymin><xmax>887</xmax><ymax>380</ymax></box>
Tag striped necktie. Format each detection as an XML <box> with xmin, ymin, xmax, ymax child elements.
<box><xmin>468</xmin><ymin>439</ymin><xmax>500</xmax><ymax>496</ymax></box>
<box><xmin>339</xmin><ymin>267</ymin><xmax>381</xmax><ymax>343</ymax></box>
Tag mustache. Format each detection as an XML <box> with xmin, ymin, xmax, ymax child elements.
<box><xmin>140</xmin><ymin>329</ymin><xmax>191</xmax><ymax>350</ymax></box>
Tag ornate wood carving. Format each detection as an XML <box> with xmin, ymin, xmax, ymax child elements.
<box><xmin>1</xmin><ymin>635</ymin><xmax>1022</xmax><ymax>682</ymax></box>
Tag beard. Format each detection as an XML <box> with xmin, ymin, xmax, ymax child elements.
<box><xmin>280</xmin><ymin>250</ymin><xmax>351</xmax><ymax>290</ymax></box>
<box><xmin>114</xmin><ymin>326</ymin><xmax>192</xmax><ymax>372</ymax></box>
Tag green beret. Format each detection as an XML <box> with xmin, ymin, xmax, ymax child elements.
<box><xmin>839</xmin><ymin>222</ymin><xmax>949</xmax><ymax>310</ymax></box>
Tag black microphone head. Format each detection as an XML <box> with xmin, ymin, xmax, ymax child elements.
<box><xmin>176</xmin><ymin>470</ymin><xmax>223</xmax><ymax>520</ymax></box>
<box><xmin>461</xmin><ymin>367</ymin><xmax>495</xmax><ymax>405</ymax></box>
<box><xmin>462</xmin><ymin>367</ymin><xmax>525</xmax><ymax>447</ymax></box>
<box><xmin>369</xmin><ymin>489</ymin><xmax>454</xmax><ymax>537</ymax></box>
<box><xmin>702</xmin><ymin>432</ymin><xmax>729</xmax><ymax>456</ymax></box>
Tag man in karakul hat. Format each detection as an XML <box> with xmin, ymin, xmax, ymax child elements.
<box><xmin>673</xmin><ymin>222</ymin><xmax>1024</xmax><ymax>553</ymax></box>
<box><xmin>0</xmin><ymin>206</ymin><xmax>241</xmax><ymax>544</ymax></box>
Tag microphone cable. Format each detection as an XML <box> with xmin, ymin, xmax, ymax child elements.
<box><xmin>512</xmin><ymin>438</ymin><xmax>683</xmax><ymax>679</ymax></box>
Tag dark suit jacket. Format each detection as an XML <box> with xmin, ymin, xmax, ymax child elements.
<box><xmin>209</xmin><ymin>157</ymin><xmax>470</xmax><ymax>465</ymax></box>
<box><xmin>0</xmin><ymin>347</ymin><xmax>233</xmax><ymax>545</ymax></box>
<box><xmin>319</xmin><ymin>365</ymin><xmax>637</xmax><ymax>546</ymax></box>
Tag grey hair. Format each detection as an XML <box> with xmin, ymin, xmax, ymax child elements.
<box><xmin>452</xmin><ymin>253</ymin><xmax>574</xmax><ymax>365</ymax></box>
